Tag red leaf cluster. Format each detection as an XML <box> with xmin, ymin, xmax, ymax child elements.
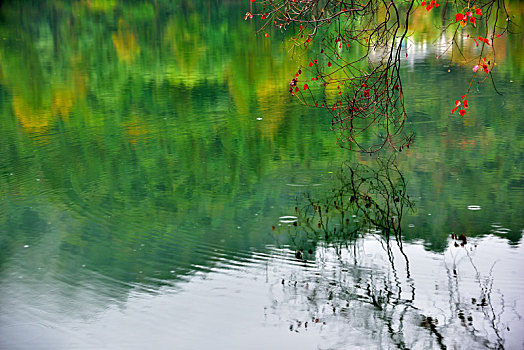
<box><xmin>421</xmin><ymin>0</ymin><xmax>439</xmax><ymax>11</ymax></box>
<box><xmin>455</xmin><ymin>6</ymin><xmax>482</xmax><ymax>27</ymax></box>
<box><xmin>451</xmin><ymin>95</ymin><xmax>469</xmax><ymax>116</ymax></box>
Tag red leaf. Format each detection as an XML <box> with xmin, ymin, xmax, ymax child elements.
<box><xmin>478</xmin><ymin>37</ymin><xmax>490</xmax><ymax>45</ymax></box>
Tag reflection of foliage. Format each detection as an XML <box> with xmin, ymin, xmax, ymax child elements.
<box><xmin>276</xmin><ymin>157</ymin><xmax>413</xmax><ymax>256</ymax></box>
<box><xmin>0</xmin><ymin>4</ymin><xmax>521</xmax><ymax>345</ymax></box>
<box><xmin>0</xmin><ymin>0</ymin><xmax>343</xmax><ymax>281</ymax></box>
<box><xmin>0</xmin><ymin>0</ymin><xmax>522</xmax><ymax>272</ymax></box>
<box><xmin>112</xmin><ymin>19</ymin><xmax>140</xmax><ymax>63</ymax></box>
<box><xmin>85</xmin><ymin>0</ymin><xmax>117</xmax><ymax>12</ymax></box>
<box><xmin>12</xmin><ymin>95</ymin><xmax>54</xmax><ymax>131</ymax></box>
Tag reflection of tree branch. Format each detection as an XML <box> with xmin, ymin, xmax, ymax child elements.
<box><xmin>269</xmin><ymin>158</ymin><xmax>517</xmax><ymax>348</ymax></box>
<box><xmin>270</xmin><ymin>158</ymin><xmax>442</xmax><ymax>347</ymax></box>
<box><xmin>441</xmin><ymin>241</ymin><xmax>510</xmax><ymax>349</ymax></box>
<box><xmin>275</xmin><ymin>157</ymin><xmax>418</xmax><ymax>308</ymax></box>
<box><xmin>271</xmin><ymin>241</ymin><xmax>458</xmax><ymax>349</ymax></box>
<box><xmin>466</xmin><ymin>250</ymin><xmax>506</xmax><ymax>348</ymax></box>
<box><xmin>279</xmin><ymin>156</ymin><xmax>413</xmax><ymax>254</ymax></box>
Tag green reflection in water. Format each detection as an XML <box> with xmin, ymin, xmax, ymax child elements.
<box><xmin>0</xmin><ymin>0</ymin><xmax>350</xmax><ymax>284</ymax></box>
<box><xmin>0</xmin><ymin>0</ymin><xmax>523</xmax><ymax>285</ymax></box>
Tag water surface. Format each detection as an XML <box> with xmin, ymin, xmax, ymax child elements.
<box><xmin>0</xmin><ymin>1</ymin><xmax>523</xmax><ymax>349</ymax></box>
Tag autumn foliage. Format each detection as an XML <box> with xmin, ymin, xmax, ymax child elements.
<box><xmin>246</xmin><ymin>0</ymin><xmax>513</xmax><ymax>152</ymax></box>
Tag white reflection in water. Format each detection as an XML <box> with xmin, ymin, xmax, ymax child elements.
<box><xmin>0</xmin><ymin>236</ymin><xmax>523</xmax><ymax>349</ymax></box>
<box><xmin>467</xmin><ymin>205</ymin><xmax>482</xmax><ymax>211</ymax></box>
<box><xmin>279</xmin><ymin>216</ymin><xmax>298</xmax><ymax>224</ymax></box>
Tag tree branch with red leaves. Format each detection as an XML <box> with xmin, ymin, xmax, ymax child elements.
<box><xmin>246</xmin><ymin>0</ymin><xmax>513</xmax><ymax>153</ymax></box>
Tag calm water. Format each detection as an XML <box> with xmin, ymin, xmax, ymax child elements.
<box><xmin>1</xmin><ymin>1</ymin><xmax>523</xmax><ymax>349</ymax></box>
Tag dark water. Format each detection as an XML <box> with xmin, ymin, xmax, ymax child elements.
<box><xmin>0</xmin><ymin>1</ymin><xmax>523</xmax><ymax>349</ymax></box>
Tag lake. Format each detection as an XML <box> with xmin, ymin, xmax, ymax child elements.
<box><xmin>0</xmin><ymin>1</ymin><xmax>523</xmax><ymax>349</ymax></box>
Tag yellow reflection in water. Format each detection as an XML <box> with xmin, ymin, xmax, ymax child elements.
<box><xmin>12</xmin><ymin>95</ymin><xmax>54</xmax><ymax>131</ymax></box>
<box><xmin>112</xmin><ymin>19</ymin><xmax>141</xmax><ymax>63</ymax></box>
